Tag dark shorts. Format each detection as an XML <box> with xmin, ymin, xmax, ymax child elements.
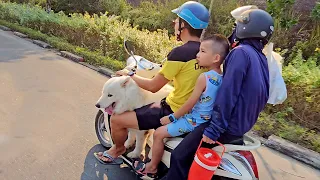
<box><xmin>134</xmin><ymin>98</ymin><xmax>173</xmax><ymax>130</ymax></box>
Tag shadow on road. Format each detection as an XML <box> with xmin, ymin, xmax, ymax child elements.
<box><xmin>81</xmin><ymin>144</ymin><xmax>138</xmax><ymax>180</ymax></box>
<box><xmin>0</xmin><ymin>49</ymin><xmax>63</xmax><ymax>62</ymax></box>
<box><xmin>0</xmin><ymin>49</ymin><xmax>32</xmax><ymax>62</ymax></box>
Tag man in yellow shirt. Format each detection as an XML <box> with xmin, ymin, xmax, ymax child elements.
<box><xmin>94</xmin><ymin>1</ymin><xmax>210</xmax><ymax>164</ymax></box>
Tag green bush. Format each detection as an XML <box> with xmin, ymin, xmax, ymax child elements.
<box><xmin>285</xmin><ymin>24</ymin><xmax>320</xmax><ymax>65</ymax></box>
<box><xmin>201</xmin><ymin>0</ymin><xmax>239</xmax><ymax>37</ymax></box>
<box><xmin>255</xmin><ymin>32</ymin><xmax>320</xmax><ymax>153</ymax></box>
<box><xmin>49</xmin><ymin>0</ymin><xmax>101</xmax><ymax>14</ymax></box>
<box><xmin>2</xmin><ymin>0</ymin><xmax>46</xmax><ymax>6</ymax></box>
<box><xmin>51</xmin><ymin>0</ymin><xmax>130</xmax><ymax>15</ymax></box>
<box><xmin>311</xmin><ymin>2</ymin><xmax>320</xmax><ymax>21</ymax></box>
<box><xmin>121</xmin><ymin>0</ymin><xmax>238</xmax><ymax>36</ymax></box>
<box><xmin>267</xmin><ymin>0</ymin><xmax>298</xmax><ymax>29</ymax></box>
<box><xmin>5</xmin><ymin>0</ymin><xmax>319</xmax><ymax>64</ymax></box>
<box><xmin>265</xmin><ymin>0</ymin><xmax>320</xmax><ymax>64</ymax></box>
<box><xmin>121</xmin><ymin>0</ymin><xmax>187</xmax><ymax>34</ymax></box>
<box><xmin>0</xmin><ymin>1</ymin><xmax>179</xmax><ymax>63</ymax></box>
<box><xmin>264</xmin><ymin>50</ymin><xmax>320</xmax><ymax>134</ymax></box>
<box><xmin>254</xmin><ymin>112</ymin><xmax>320</xmax><ymax>153</ymax></box>
<box><xmin>99</xmin><ymin>0</ymin><xmax>129</xmax><ymax>16</ymax></box>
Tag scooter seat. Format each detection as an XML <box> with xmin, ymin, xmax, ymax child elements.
<box><xmin>148</xmin><ymin>130</ymin><xmax>189</xmax><ymax>151</ymax></box>
<box><xmin>164</xmin><ymin>137</ymin><xmax>184</xmax><ymax>150</ymax></box>
<box><xmin>163</xmin><ymin>136</ymin><xmax>245</xmax><ymax>152</ymax></box>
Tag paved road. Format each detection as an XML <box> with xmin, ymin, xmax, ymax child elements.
<box><xmin>0</xmin><ymin>30</ymin><xmax>319</xmax><ymax>180</ymax></box>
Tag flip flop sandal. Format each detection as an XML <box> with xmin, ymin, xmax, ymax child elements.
<box><xmin>93</xmin><ymin>151</ymin><xmax>123</xmax><ymax>165</ymax></box>
<box><xmin>133</xmin><ymin>159</ymin><xmax>158</xmax><ymax>179</ymax></box>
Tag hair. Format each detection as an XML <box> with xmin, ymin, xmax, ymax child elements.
<box><xmin>180</xmin><ymin>18</ymin><xmax>203</xmax><ymax>38</ymax></box>
<box><xmin>202</xmin><ymin>34</ymin><xmax>230</xmax><ymax>62</ymax></box>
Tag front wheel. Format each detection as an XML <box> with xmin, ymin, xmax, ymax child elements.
<box><xmin>95</xmin><ymin>110</ymin><xmax>112</xmax><ymax>148</ymax></box>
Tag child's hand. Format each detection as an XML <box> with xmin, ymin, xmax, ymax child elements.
<box><xmin>160</xmin><ymin>116</ymin><xmax>171</xmax><ymax>125</ymax></box>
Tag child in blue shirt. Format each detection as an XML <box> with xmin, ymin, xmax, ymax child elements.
<box><xmin>133</xmin><ymin>34</ymin><xmax>230</xmax><ymax>179</ymax></box>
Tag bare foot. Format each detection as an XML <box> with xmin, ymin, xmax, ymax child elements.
<box><xmin>97</xmin><ymin>145</ymin><xmax>126</xmax><ymax>162</ymax></box>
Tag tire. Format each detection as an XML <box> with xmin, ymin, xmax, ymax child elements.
<box><xmin>95</xmin><ymin>110</ymin><xmax>112</xmax><ymax>148</ymax></box>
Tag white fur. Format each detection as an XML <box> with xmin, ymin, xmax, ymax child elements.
<box><xmin>96</xmin><ymin>76</ymin><xmax>172</xmax><ymax>158</ymax></box>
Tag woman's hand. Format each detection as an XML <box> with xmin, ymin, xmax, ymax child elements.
<box><xmin>115</xmin><ymin>69</ymin><xmax>130</xmax><ymax>76</ymax></box>
<box><xmin>160</xmin><ymin>116</ymin><xmax>171</xmax><ymax>125</ymax></box>
<box><xmin>202</xmin><ymin>134</ymin><xmax>215</xmax><ymax>144</ymax></box>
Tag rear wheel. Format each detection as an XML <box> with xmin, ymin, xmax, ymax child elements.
<box><xmin>95</xmin><ymin>110</ymin><xmax>112</xmax><ymax>148</ymax></box>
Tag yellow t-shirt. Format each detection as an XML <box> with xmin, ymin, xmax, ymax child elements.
<box><xmin>159</xmin><ymin>41</ymin><xmax>206</xmax><ymax>112</ymax></box>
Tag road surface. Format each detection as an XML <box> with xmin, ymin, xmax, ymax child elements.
<box><xmin>0</xmin><ymin>29</ymin><xmax>319</xmax><ymax>180</ymax></box>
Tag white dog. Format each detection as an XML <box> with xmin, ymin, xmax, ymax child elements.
<box><xmin>96</xmin><ymin>76</ymin><xmax>172</xmax><ymax>158</ymax></box>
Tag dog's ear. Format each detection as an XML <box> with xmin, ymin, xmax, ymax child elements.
<box><xmin>121</xmin><ymin>76</ymin><xmax>131</xmax><ymax>88</ymax></box>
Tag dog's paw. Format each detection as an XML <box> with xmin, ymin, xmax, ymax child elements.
<box><xmin>127</xmin><ymin>151</ymin><xmax>142</xmax><ymax>158</ymax></box>
<box><xmin>124</xmin><ymin>140</ymin><xmax>134</xmax><ymax>149</ymax></box>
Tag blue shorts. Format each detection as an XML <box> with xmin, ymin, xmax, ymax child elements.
<box><xmin>167</xmin><ymin>116</ymin><xmax>199</xmax><ymax>137</ymax></box>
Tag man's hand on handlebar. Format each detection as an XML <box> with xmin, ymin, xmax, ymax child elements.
<box><xmin>115</xmin><ymin>69</ymin><xmax>130</xmax><ymax>76</ymax></box>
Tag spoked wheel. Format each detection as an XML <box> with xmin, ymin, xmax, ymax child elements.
<box><xmin>95</xmin><ymin>110</ymin><xmax>112</xmax><ymax>148</ymax></box>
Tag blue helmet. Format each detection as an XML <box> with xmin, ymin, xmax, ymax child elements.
<box><xmin>172</xmin><ymin>1</ymin><xmax>210</xmax><ymax>29</ymax></box>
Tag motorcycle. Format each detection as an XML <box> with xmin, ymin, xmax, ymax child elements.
<box><xmin>94</xmin><ymin>40</ymin><xmax>261</xmax><ymax>180</ymax></box>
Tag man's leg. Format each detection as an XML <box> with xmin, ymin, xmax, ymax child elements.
<box><xmin>97</xmin><ymin>111</ymin><xmax>139</xmax><ymax>162</ymax></box>
<box><xmin>165</xmin><ymin>122</ymin><xmax>209</xmax><ymax>180</ymax></box>
<box><xmin>97</xmin><ymin>101</ymin><xmax>167</xmax><ymax>163</ymax></box>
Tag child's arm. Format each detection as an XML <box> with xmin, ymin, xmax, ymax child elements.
<box><xmin>173</xmin><ymin>73</ymin><xmax>206</xmax><ymax>119</ymax></box>
<box><xmin>160</xmin><ymin>73</ymin><xmax>206</xmax><ymax>125</ymax></box>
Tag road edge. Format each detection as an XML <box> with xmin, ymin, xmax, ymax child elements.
<box><xmin>248</xmin><ymin>132</ymin><xmax>320</xmax><ymax>170</ymax></box>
